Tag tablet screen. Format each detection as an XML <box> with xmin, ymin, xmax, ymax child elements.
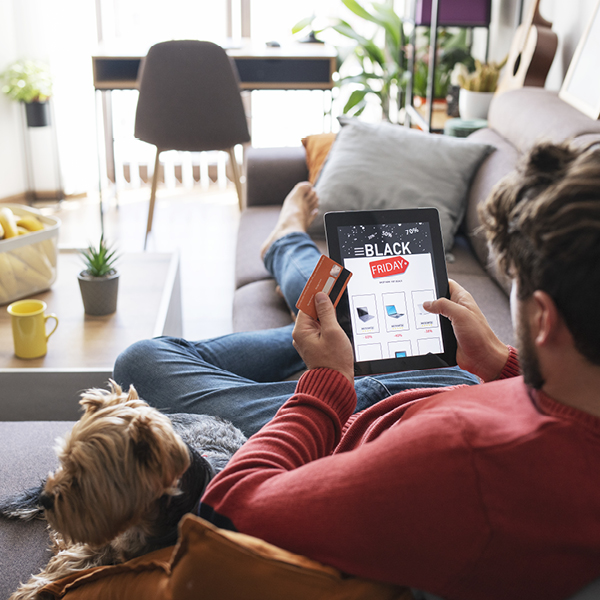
<box><xmin>325</xmin><ymin>209</ymin><xmax>457</xmax><ymax>374</ymax></box>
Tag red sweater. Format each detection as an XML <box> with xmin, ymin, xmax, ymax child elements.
<box><xmin>201</xmin><ymin>351</ymin><xmax>600</xmax><ymax>600</ymax></box>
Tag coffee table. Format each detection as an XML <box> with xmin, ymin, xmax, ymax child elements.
<box><xmin>0</xmin><ymin>251</ymin><xmax>182</xmax><ymax>420</ymax></box>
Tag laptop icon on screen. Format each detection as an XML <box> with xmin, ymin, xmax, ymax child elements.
<box><xmin>357</xmin><ymin>307</ymin><xmax>375</xmax><ymax>322</ymax></box>
<box><xmin>386</xmin><ymin>305</ymin><xmax>404</xmax><ymax>319</ymax></box>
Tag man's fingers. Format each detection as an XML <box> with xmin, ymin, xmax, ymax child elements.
<box><xmin>423</xmin><ymin>297</ymin><xmax>462</xmax><ymax>321</ymax></box>
<box><xmin>314</xmin><ymin>292</ymin><xmax>338</xmax><ymax>327</ymax></box>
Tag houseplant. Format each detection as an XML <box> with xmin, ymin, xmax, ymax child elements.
<box><xmin>292</xmin><ymin>0</ymin><xmax>406</xmax><ymax>121</ymax></box>
<box><xmin>0</xmin><ymin>59</ymin><xmax>53</xmax><ymax>127</ymax></box>
<box><xmin>411</xmin><ymin>28</ymin><xmax>473</xmax><ymax>106</ymax></box>
<box><xmin>456</xmin><ymin>57</ymin><xmax>507</xmax><ymax>120</ymax></box>
<box><xmin>77</xmin><ymin>236</ymin><xmax>120</xmax><ymax>316</ymax></box>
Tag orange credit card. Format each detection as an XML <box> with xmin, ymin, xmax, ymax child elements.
<box><xmin>296</xmin><ymin>255</ymin><xmax>352</xmax><ymax>320</ymax></box>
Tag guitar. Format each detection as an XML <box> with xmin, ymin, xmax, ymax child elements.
<box><xmin>496</xmin><ymin>0</ymin><xmax>558</xmax><ymax>94</ymax></box>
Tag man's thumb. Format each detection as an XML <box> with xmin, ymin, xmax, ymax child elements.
<box><xmin>315</xmin><ymin>292</ymin><xmax>336</xmax><ymax>324</ymax></box>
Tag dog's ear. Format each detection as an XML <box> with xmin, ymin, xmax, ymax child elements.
<box><xmin>128</xmin><ymin>413</ymin><xmax>156</xmax><ymax>464</ymax></box>
<box><xmin>125</xmin><ymin>384</ymin><xmax>140</xmax><ymax>401</ymax></box>
<box><xmin>128</xmin><ymin>412</ymin><xmax>190</xmax><ymax>490</ymax></box>
<box><xmin>80</xmin><ymin>388</ymin><xmax>113</xmax><ymax>413</ymax></box>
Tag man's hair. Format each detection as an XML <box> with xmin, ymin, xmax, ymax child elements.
<box><xmin>480</xmin><ymin>141</ymin><xmax>600</xmax><ymax>365</ymax></box>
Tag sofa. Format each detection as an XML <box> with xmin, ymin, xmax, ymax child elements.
<box><xmin>2</xmin><ymin>87</ymin><xmax>600</xmax><ymax>600</ymax></box>
<box><xmin>234</xmin><ymin>88</ymin><xmax>600</xmax><ymax>348</ymax></box>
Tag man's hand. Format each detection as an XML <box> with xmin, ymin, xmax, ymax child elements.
<box><xmin>292</xmin><ymin>292</ymin><xmax>355</xmax><ymax>384</ymax></box>
<box><xmin>423</xmin><ymin>279</ymin><xmax>510</xmax><ymax>382</ymax></box>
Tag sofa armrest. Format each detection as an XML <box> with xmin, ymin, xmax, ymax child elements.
<box><xmin>245</xmin><ymin>146</ymin><xmax>308</xmax><ymax>207</ymax></box>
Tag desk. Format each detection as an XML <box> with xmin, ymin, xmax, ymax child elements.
<box><xmin>92</xmin><ymin>40</ymin><xmax>337</xmax><ymax>91</ymax></box>
<box><xmin>0</xmin><ymin>251</ymin><xmax>181</xmax><ymax>420</ymax></box>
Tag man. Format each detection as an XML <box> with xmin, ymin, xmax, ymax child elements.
<box><xmin>199</xmin><ymin>141</ymin><xmax>600</xmax><ymax>600</ymax></box>
<box><xmin>115</xmin><ymin>141</ymin><xmax>600</xmax><ymax>599</ymax></box>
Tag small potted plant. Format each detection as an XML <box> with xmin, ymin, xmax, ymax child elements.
<box><xmin>1</xmin><ymin>59</ymin><xmax>53</xmax><ymax>127</ymax></box>
<box><xmin>77</xmin><ymin>236</ymin><xmax>120</xmax><ymax>316</ymax></box>
<box><xmin>455</xmin><ymin>57</ymin><xmax>507</xmax><ymax>120</ymax></box>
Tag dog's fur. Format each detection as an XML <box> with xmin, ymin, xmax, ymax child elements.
<box><xmin>0</xmin><ymin>381</ymin><xmax>247</xmax><ymax>600</ymax></box>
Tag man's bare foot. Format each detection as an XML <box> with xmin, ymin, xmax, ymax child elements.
<box><xmin>260</xmin><ymin>182</ymin><xmax>319</xmax><ymax>259</ymax></box>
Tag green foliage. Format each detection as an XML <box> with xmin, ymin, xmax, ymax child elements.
<box><xmin>293</xmin><ymin>1</ymin><xmax>475</xmax><ymax>118</ymax></box>
<box><xmin>0</xmin><ymin>60</ymin><xmax>52</xmax><ymax>103</ymax></box>
<box><xmin>293</xmin><ymin>0</ymin><xmax>406</xmax><ymax>120</ymax></box>
<box><xmin>457</xmin><ymin>57</ymin><xmax>508</xmax><ymax>92</ymax></box>
<box><xmin>80</xmin><ymin>236</ymin><xmax>119</xmax><ymax>278</ymax></box>
<box><xmin>411</xmin><ymin>29</ymin><xmax>474</xmax><ymax>99</ymax></box>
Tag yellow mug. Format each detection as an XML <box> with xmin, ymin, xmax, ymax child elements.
<box><xmin>7</xmin><ymin>299</ymin><xmax>59</xmax><ymax>359</ymax></box>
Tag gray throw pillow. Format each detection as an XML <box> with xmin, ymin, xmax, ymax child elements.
<box><xmin>309</xmin><ymin>118</ymin><xmax>495</xmax><ymax>250</ymax></box>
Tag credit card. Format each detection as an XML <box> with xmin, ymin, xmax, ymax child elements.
<box><xmin>296</xmin><ymin>255</ymin><xmax>352</xmax><ymax>320</ymax></box>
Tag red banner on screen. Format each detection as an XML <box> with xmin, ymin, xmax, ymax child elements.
<box><xmin>369</xmin><ymin>256</ymin><xmax>409</xmax><ymax>278</ymax></box>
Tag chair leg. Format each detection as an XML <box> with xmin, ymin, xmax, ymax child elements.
<box><xmin>227</xmin><ymin>147</ymin><xmax>244</xmax><ymax>211</ymax></box>
<box><xmin>145</xmin><ymin>148</ymin><xmax>161</xmax><ymax>250</ymax></box>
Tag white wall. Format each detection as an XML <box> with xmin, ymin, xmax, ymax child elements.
<box><xmin>0</xmin><ymin>0</ymin><xmax>97</xmax><ymax>199</ymax></box>
<box><xmin>0</xmin><ymin>0</ymin><xmax>25</xmax><ymax>198</ymax></box>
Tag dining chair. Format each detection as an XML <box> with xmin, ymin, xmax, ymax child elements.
<box><xmin>134</xmin><ymin>40</ymin><xmax>251</xmax><ymax>247</ymax></box>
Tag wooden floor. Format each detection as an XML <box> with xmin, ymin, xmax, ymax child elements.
<box><xmin>31</xmin><ymin>184</ymin><xmax>241</xmax><ymax>340</ymax></box>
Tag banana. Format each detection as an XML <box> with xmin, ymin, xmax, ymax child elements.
<box><xmin>17</xmin><ymin>226</ymin><xmax>29</xmax><ymax>235</ymax></box>
<box><xmin>11</xmin><ymin>244</ymin><xmax>53</xmax><ymax>279</ymax></box>
<box><xmin>16</xmin><ymin>216</ymin><xmax>44</xmax><ymax>232</ymax></box>
<box><xmin>0</xmin><ymin>208</ymin><xmax>18</xmax><ymax>239</ymax></box>
<box><xmin>0</xmin><ymin>279</ymin><xmax>9</xmax><ymax>304</ymax></box>
<box><xmin>0</xmin><ymin>222</ymin><xmax>4</xmax><ymax>239</ymax></box>
<box><xmin>40</xmin><ymin>238</ymin><xmax>58</xmax><ymax>267</ymax></box>
<box><xmin>8</xmin><ymin>253</ymin><xmax>50</xmax><ymax>291</ymax></box>
<box><xmin>0</xmin><ymin>252</ymin><xmax>19</xmax><ymax>298</ymax></box>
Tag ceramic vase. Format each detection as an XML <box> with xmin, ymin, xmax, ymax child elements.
<box><xmin>458</xmin><ymin>89</ymin><xmax>494</xmax><ymax>120</ymax></box>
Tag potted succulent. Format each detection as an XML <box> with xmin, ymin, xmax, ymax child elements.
<box><xmin>0</xmin><ymin>59</ymin><xmax>53</xmax><ymax>127</ymax></box>
<box><xmin>77</xmin><ymin>236</ymin><xmax>120</xmax><ymax>316</ymax></box>
<box><xmin>456</xmin><ymin>57</ymin><xmax>507</xmax><ymax>120</ymax></box>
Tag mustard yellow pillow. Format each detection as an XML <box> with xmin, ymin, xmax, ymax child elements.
<box><xmin>40</xmin><ymin>515</ymin><xmax>411</xmax><ymax>600</ymax></box>
<box><xmin>169</xmin><ymin>515</ymin><xmax>409</xmax><ymax>600</ymax></box>
<box><xmin>302</xmin><ymin>132</ymin><xmax>337</xmax><ymax>184</ymax></box>
<box><xmin>38</xmin><ymin>546</ymin><xmax>172</xmax><ymax>599</ymax></box>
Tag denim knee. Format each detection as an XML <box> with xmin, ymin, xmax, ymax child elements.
<box><xmin>113</xmin><ymin>338</ymin><xmax>163</xmax><ymax>389</ymax></box>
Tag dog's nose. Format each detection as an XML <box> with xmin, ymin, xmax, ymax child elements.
<box><xmin>39</xmin><ymin>491</ymin><xmax>54</xmax><ymax>510</ymax></box>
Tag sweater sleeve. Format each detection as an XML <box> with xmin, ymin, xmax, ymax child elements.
<box><xmin>497</xmin><ymin>346</ymin><xmax>520</xmax><ymax>379</ymax></box>
<box><xmin>200</xmin><ymin>367</ymin><xmax>489</xmax><ymax>593</ymax></box>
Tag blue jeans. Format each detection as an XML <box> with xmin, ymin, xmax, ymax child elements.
<box><xmin>113</xmin><ymin>233</ymin><xmax>479</xmax><ymax>437</ymax></box>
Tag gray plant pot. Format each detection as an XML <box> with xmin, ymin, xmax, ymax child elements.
<box><xmin>24</xmin><ymin>101</ymin><xmax>50</xmax><ymax>127</ymax></box>
<box><xmin>77</xmin><ymin>270</ymin><xmax>119</xmax><ymax>316</ymax></box>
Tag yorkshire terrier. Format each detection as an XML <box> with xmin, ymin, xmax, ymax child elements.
<box><xmin>0</xmin><ymin>381</ymin><xmax>247</xmax><ymax>600</ymax></box>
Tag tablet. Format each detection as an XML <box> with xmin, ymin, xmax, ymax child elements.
<box><xmin>325</xmin><ymin>208</ymin><xmax>457</xmax><ymax>375</ymax></box>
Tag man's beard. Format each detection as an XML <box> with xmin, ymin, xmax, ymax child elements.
<box><xmin>516</xmin><ymin>307</ymin><xmax>546</xmax><ymax>390</ymax></box>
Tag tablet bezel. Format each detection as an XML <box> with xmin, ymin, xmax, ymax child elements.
<box><xmin>325</xmin><ymin>208</ymin><xmax>457</xmax><ymax>375</ymax></box>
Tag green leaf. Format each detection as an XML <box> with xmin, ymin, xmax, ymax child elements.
<box><xmin>344</xmin><ymin>89</ymin><xmax>369</xmax><ymax>111</ymax></box>
<box><xmin>341</xmin><ymin>0</ymin><xmax>376</xmax><ymax>22</ymax></box>
<box><xmin>332</xmin><ymin>21</ymin><xmax>371</xmax><ymax>47</ymax></box>
<box><xmin>292</xmin><ymin>15</ymin><xmax>315</xmax><ymax>34</ymax></box>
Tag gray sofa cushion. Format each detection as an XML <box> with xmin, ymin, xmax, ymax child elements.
<box><xmin>0</xmin><ymin>421</ymin><xmax>74</xmax><ymax>600</ymax></box>
<box><xmin>489</xmin><ymin>88</ymin><xmax>600</xmax><ymax>154</ymax></box>
<box><xmin>308</xmin><ymin>118</ymin><xmax>494</xmax><ymax>250</ymax></box>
